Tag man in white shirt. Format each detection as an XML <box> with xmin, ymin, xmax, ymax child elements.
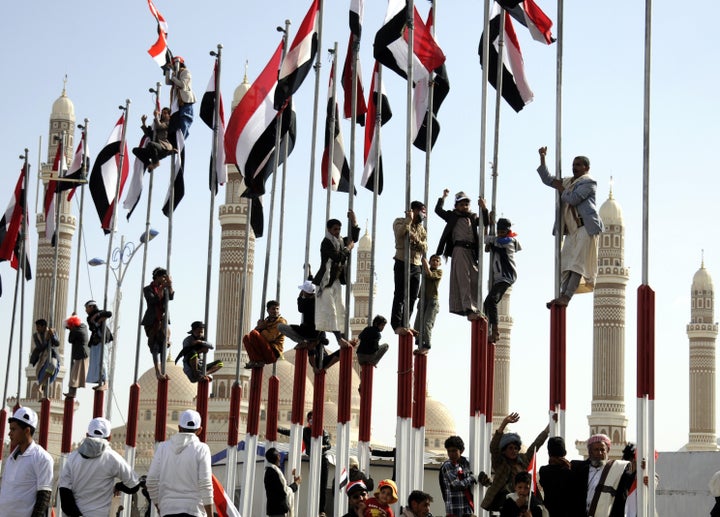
<box><xmin>0</xmin><ymin>407</ymin><xmax>53</xmax><ymax>517</ymax></box>
<box><xmin>146</xmin><ymin>409</ymin><xmax>214</xmax><ymax>516</ymax></box>
<box><xmin>59</xmin><ymin>417</ymin><xmax>140</xmax><ymax>517</ymax></box>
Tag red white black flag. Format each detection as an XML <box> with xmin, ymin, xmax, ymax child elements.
<box><xmin>56</xmin><ymin>135</ymin><xmax>89</xmax><ymax>201</ymax></box>
<box><xmin>321</xmin><ymin>64</ymin><xmax>352</xmax><ymax>193</ymax></box>
<box><xmin>0</xmin><ymin>166</ymin><xmax>32</xmax><ymax>294</ymax></box>
<box><xmin>361</xmin><ymin>62</ymin><xmax>392</xmax><ymax>194</ymax></box>
<box><xmin>497</xmin><ymin>0</ymin><xmax>555</xmax><ymax>44</ymax></box>
<box><xmin>43</xmin><ymin>140</ymin><xmax>67</xmax><ymax>243</ymax></box>
<box><xmin>479</xmin><ymin>4</ymin><xmax>534</xmax><ymax>112</ymax></box>
<box><xmin>147</xmin><ymin>0</ymin><xmax>171</xmax><ymax>67</ymax></box>
<box><xmin>200</xmin><ymin>60</ymin><xmax>227</xmax><ymax>189</ymax></box>
<box><xmin>89</xmin><ymin>116</ymin><xmax>130</xmax><ymax>233</ymax></box>
<box><xmin>274</xmin><ymin>0</ymin><xmax>320</xmax><ymax>110</ymax></box>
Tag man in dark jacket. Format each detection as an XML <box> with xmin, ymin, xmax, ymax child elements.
<box><xmin>264</xmin><ymin>447</ymin><xmax>301</xmax><ymax>517</ymax></box>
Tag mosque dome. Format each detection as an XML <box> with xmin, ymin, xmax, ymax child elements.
<box><xmin>424</xmin><ymin>394</ymin><xmax>457</xmax><ymax>453</ymax></box>
<box><xmin>692</xmin><ymin>264</ymin><xmax>714</xmax><ymax>292</ymax></box>
<box><xmin>599</xmin><ymin>190</ymin><xmax>623</xmax><ymax>226</ymax></box>
<box><xmin>51</xmin><ymin>86</ymin><xmax>75</xmax><ymax>120</ymax></box>
<box><xmin>232</xmin><ymin>73</ymin><xmax>251</xmax><ymax>110</ymax></box>
<box><xmin>137</xmin><ymin>357</ymin><xmax>198</xmax><ymax>407</ymax></box>
<box><xmin>358</xmin><ymin>228</ymin><xmax>372</xmax><ymax>252</ymax></box>
<box><xmin>258</xmin><ymin>356</ymin><xmax>314</xmax><ymax>411</ymax></box>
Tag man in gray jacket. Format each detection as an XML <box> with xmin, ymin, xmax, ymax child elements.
<box><xmin>146</xmin><ymin>409</ymin><xmax>214</xmax><ymax>516</ymax></box>
<box><xmin>537</xmin><ymin>146</ymin><xmax>604</xmax><ymax>307</ymax></box>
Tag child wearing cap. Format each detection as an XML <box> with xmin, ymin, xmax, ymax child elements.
<box><xmin>364</xmin><ymin>479</ymin><xmax>398</xmax><ymax>517</ymax></box>
<box><xmin>483</xmin><ymin>216</ymin><xmax>521</xmax><ymax>343</ymax></box>
<box><xmin>434</xmin><ymin>189</ymin><xmax>489</xmax><ymax>320</ymax></box>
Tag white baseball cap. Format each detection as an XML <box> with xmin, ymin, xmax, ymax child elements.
<box><xmin>9</xmin><ymin>407</ymin><xmax>38</xmax><ymax>429</ymax></box>
<box><xmin>180</xmin><ymin>409</ymin><xmax>202</xmax><ymax>430</ymax></box>
<box><xmin>87</xmin><ymin>417</ymin><xmax>112</xmax><ymax>439</ymax></box>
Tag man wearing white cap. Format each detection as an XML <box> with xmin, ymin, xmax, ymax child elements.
<box><xmin>59</xmin><ymin>417</ymin><xmax>140</xmax><ymax>517</ymax></box>
<box><xmin>0</xmin><ymin>407</ymin><xmax>53</xmax><ymax>517</ymax></box>
<box><xmin>146</xmin><ymin>409</ymin><xmax>214</xmax><ymax>516</ymax></box>
<box><xmin>570</xmin><ymin>433</ymin><xmax>632</xmax><ymax>517</ymax></box>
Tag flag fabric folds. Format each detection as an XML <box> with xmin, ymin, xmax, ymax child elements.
<box><xmin>274</xmin><ymin>0</ymin><xmax>320</xmax><ymax>110</ymax></box>
<box><xmin>123</xmin><ymin>134</ymin><xmax>150</xmax><ymax>220</ymax></box>
<box><xmin>361</xmin><ymin>62</ymin><xmax>392</xmax><ymax>194</ymax></box>
<box><xmin>321</xmin><ymin>64</ymin><xmax>352</xmax><ymax>193</ymax></box>
<box><xmin>225</xmin><ymin>41</ymin><xmax>297</xmax><ymax>199</ymax></box>
<box><xmin>497</xmin><ymin>0</ymin><xmax>555</xmax><ymax>44</ymax></box>
<box><xmin>479</xmin><ymin>4</ymin><xmax>534</xmax><ymax>113</ymax></box>
<box><xmin>162</xmin><ymin>130</ymin><xmax>186</xmax><ymax>216</ymax></box>
<box><xmin>56</xmin><ymin>135</ymin><xmax>88</xmax><ymax>201</ymax></box>
<box><xmin>0</xmin><ymin>166</ymin><xmax>32</xmax><ymax>295</ymax></box>
<box><xmin>412</xmin><ymin>6</ymin><xmax>450</xmax><ymax>151</ymax></box>
<box><xmin>43</xmin><ymin>141</ymin><xmax>67</xmax><ymax>243</ymax></box>
<box><xmin>147</xmin><ymin>0</ymin><xmax>171</xmax><ymax>67</ymax></box>
<box><xmin>211</xmin><ymin>474</ymin><xmax>240</xmax><ymax>517</ymax></box>
<box><xmin>89</xmin><ymin>116</ymin><xmax>130</xmax><ymax>233</ymax></box>
<box><xmin>349</xmin><ymin>0</ymin><xmax>363</xmax><ymax>39</ymax></box>
<box><xmin>373</xmin><ymin>0</ymin><xmax>446</xmax><ymax>82</ymax></box>
<box><xmin>341</xmin><ymin>35</ymin><xmax>367</xmax><ymax>126</ymax></box>
<box><xmin>200</xmin><ymin>61</ymin><xmax>228</xmax><ymax>189</ymax></box>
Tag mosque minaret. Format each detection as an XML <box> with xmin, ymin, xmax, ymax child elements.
<box><xmin>584</xmin><ymin>187</ymin><xmax>629</xmax><ymax>454</ymax></box>
<box><xmin>685</xmin><ymin>260</ymin><xmax>718</xmax><ymax>451</ymax></box>
<box><xmin>493</xmin><ymin>286</ymin><xmax>513</xmax><ymax>426</ymax></box>
<box><xmin>206</xmin><ymin>73</ymin><xmax>254</xmax><ymax>447</ymax></box>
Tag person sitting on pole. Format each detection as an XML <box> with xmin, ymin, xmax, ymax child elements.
<box><xmin>132</xmin><ymin>108</ymin><xmax>175</xmax><ymax>171</ymax></box>
<box><xmin>356</xmin><ymin>315</ymin><xmax>390</xmax><ymax>367</ymax></box>
<box><xmin>85</xmin><ymin>300</ymin><xmax>112</xmax><ymax>391</ymax></box>
<box><xmin>243</xmin><ymin>300</ymin><xmax>287</xmax><ymax>368</ymax></box>
<box><xmin>176</xmin><ymin>321</ymin><xmax>223</xmax><ymax>382</ymax></box>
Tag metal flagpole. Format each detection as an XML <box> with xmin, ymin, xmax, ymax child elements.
<box><xmin>97</xmin><ymin>101</ymin><xmax>130</xmax><ymax>419</ymax></box>
<box><xmin>17</xmin><ymin>154</ymin><xmax>30</xmax><ymax>404</ymax></box>
<box><xmin>72</xmin><ymin>120</ymin><xmax>89</xmax><ymax>313</ymax></box>
<box><xmin>324</xmin><ymin>44</ymin><xmax>339</xmax><ymax>224</ymax></box>
<box><xmin>276</xmin><ymin>20</ymin><xmax>291</xmax><ymax>305</ymax></box>
<box><xmin>367</xmin><ymin>65</ymin><xmax>383</xmax><ymax>323</ymax></box>
<box><xmin>303</xmin><ymin>0</ymin><xmax>326</xmax><ymax>279</ymax></box>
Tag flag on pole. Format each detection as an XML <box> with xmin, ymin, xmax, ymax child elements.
<box><xmin>527</xmin><ymin>450</ymin><xmax>541</xmax><ymax>498</ymax></box>
<box><xmin>341</xmin><ymin>35</ymin><xmax>367</xmax><ymax>125</ymax></box>
<box><xmin>89</xmin><ymin>116</ymin><xmax>130</xmax><ymax>233</ymax></box>
<box><xmin>373</xmin><ymin>0</ymin><xmax>445</xmax><ymax>82</ymax></box>
<box><xmin>162</xmin><ymin>129</ymin><xmax>186</xmax><ymax>216</ymax></box>
<box><xmin>43</xmin><ymin>141</ymin><xmax>67</xmax><ymax>243</ymax></box>
<box><xmin>0</xmin><ymin>166</ymin><xmax>32</xmax><ymax>295</ymax></box>
<box><xmin>497</xmin><ymin>0</ymin><xmax>555</xmax><ymax>44</ymax></box>
<box><xmin>274</xmin><ymin>0</ymin><xmax>320</xmax><ymax>110</ymax></box>
<box><xmin>200</xmin><ymin>60</ymin><xmax>228</xmax><ymax>190</ymax></box>
<box><xmin>211</xmin><ymin>474</ymin><xmax>241</xmax><ymax>517</ymax></box>
<box><xmin>349</xmin><ymin>0</ymin><xmax>363</xmax><ymax>39</ymax></box>
<box><xmin>225</xmin><ymin>41</ymin><xmax>297</xmax><ymax>199</ymax></box>
<box><xmin>479</xmin><ymin>4</ymin><xmax>534</xmax><ymax>113</ymax></box>
<box><xmin>361</xmin><ymin>62</ymin><xmax>392</xmax><ymax>194</ymax></box>
<box><xmin>123</xmin><ymin>134</ymin><xmax>150</xmax><ymax>220</ymax></box>
<box><xmin>147</xmin><ymin>0</ymin><xmax>171</xmax><ymax>67</ymax></box>
<box><xmin>412</xmin><ymin>5</ymin><xmax>450</xmax><ymax>152</ymax></box>
<box><xmin>321</xmin><ymin>64</ymin><xmax>352</xmax><ymax>193</ymax></box>
<box><xmin>56</xmin><ymin>135</ymin><xmax>89</xmax><ymax>201</ymax></box>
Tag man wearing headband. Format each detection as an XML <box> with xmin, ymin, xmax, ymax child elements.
<box><xmin>570</xmin><ymin>433</ymin><xmax>632</xmax><ymax>516</ymax></box>
<box><xmin>343</xmin><ymin>480</ymin><xmax>368</xmax><ymax>517</ymax></box>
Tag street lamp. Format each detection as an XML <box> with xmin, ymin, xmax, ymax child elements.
<box><xmin>88</xmin><ymin>228</ymin><xmax>159</xmax><ymax>420</ymax></box>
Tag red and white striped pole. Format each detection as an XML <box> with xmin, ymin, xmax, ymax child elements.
<box><xmin>335</xmin><ymin>346</ymin><xmax>354</xmax><ymax>516</ymax></box>
<box><xmin>358</xmin><ymin>362</ymin><xmax>374</xmax><ymax>478</ymax></box>
<box><xmin>306</xmin><ymin>370</ymin><xmax>327</xmax><ymax>517</ymax></box>
<box><xmin>549</xmin><ymin>305</ymin><xmax>566</xmax><ymax>436</ymax></box>
<box><xmin>288</xmin><ymin>349</ymin><xmax>308</xmax><ymax>517</ymax></box>
<box><xmin>395</xmin><ymin>333</ymin><xmax>414</xmax><ymax>507</ymax></box>
<box><xmin>470</xmin><ymin>318</ymin><xmax>488</xmax><ymax>507</ymax></box>
<box><xmin>196</xmin><ymin>378</ymin><xmax>210</xmax><ymax>442</ymax></box>
<box><xmin>240</xmin><ymin>366</ymin><xmax>264</xmax><ymax>517</ymax></box>
<box><xmin>637</xmin><ymin>285</ymin><xmax>655</xmax><ymax>517</ymax></box>
<box><xmin>225</xmin><ymin>381</ymin><xmax>242</xmax><ymax>501</ymax></box>
<box><xmin>412</xmin><ymin>352</ymin><xmax>428</xmax><ymax>489</ymax></box>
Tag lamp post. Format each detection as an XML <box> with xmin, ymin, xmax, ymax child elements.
<box><xmin>89</xmin><ymin>229</ymin><xmax>159</xmax><ymax>420</ymax></box>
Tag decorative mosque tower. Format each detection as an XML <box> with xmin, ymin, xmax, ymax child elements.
<box><xmin>685</xmin><ymin>260</ymin><xmax>718</xmax><ymax>451</ymax></box>
<box><xmin>16</xmin><ymin>84</ymin><xmax>77</xmax><ymax>455</ymax></box>
<box><xmin>582</xmin><ymin>187</ymin><xmax>629</xmax><ymax>456</ymax></box>
<box><xmin>206</xmin><ymin>73</ymin><xmax>254</xmax><ymax>447</ymax></box>
<box><xmin>493</xmin><ymin>286</ymin><xmax>514</xmax><ymax>426</ymax></box>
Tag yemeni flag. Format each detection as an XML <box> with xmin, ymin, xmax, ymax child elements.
<box><xmin>497</xmin><ymin>0</ymin><xmax>555</xmax><ymax>44</ymax></box>
<box><xmin>412</xmin><ymin>5</ymin><xmax>450</xmax><ymax>152</ymax></box>
<box><xmin>56</xmin><ymin>135</ymin><xmax>89</xmax><ymax>201</ymax></box>
<box><xmin>479</xmin><ymin>4</ymin><xmax>533</xmax><ymax>112</ymax></box>
<box><xmin>212</xmin><ymin>474</ymin><xmax>240</xmax><ymax>517</ymax></box>
<box><xmin>123</xmin><ymin>134</ymin><xmax>150</xmax><ymax>220</ymax></box>
<box><xmin>341</xmin><ymin>34</ymin><xmax>367</xmax><ymax>125</ymax></box>
<box><xmin>349</xmin><ymin>0</ymin><xmax>363</xmax><ymax>39</ymax></box>
<box><xmin>0</xmin><ymin>166</ymin><xmax>32</xmax><ymax>295</ymax></box>
<box><xmin>274</xmin><ymin>0</ymin><xmax>320</xmax><ymax>110</ymax></box>
<box><xmin>43</xmin><ymin>140</ymin><xmax>67</xmax><ymax>243</ymax></box>
<box><xmin>321</xmin><ymin>64</ymin><xmax>352</xmax><ymax>193</ymax></box>
<box><xmin>147</xmin><ymin>0</ymin><xmax>171</xmax><ymax>67</ymax></box>
<box><xmin>373</xmin><ymin>0</ymin><xmax>445</xmax><ymax>82</ymax></box>
<box><xmin>225</xmin><ymin>41</ymin><xmax>297</xmax><ymax>236</ymax></box>
<box><xmin>162</xmin><ymin>129</ymin><xmax>186</xmax><ymax>216</ymax></box>
<box><xmin>361</xmin><ymin>62</ymin><xmax>392</xmax><ymax>194</ymax></box>
<box><xmin>200</xmin><ymin>60</ymin><xmax>228</xmax><ymax>190</ymax></box>
<box><xmin>89</xmin><ymin>116</ymin><xmax>130</xmax><ymax>233</ymax></box>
